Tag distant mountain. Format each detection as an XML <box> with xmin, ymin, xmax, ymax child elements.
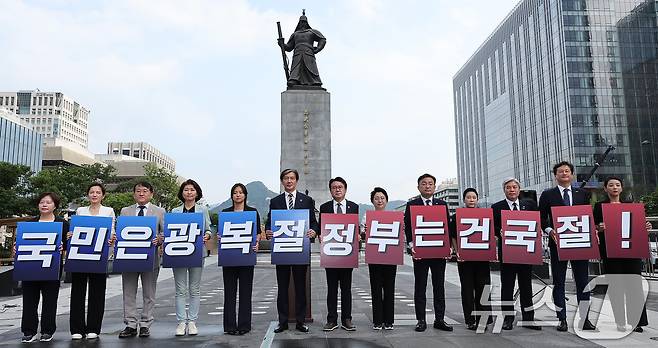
<box><xmin>356</xmin><ymin>201</ymin><xmax>407</xmax><ymax>222</ymax></box>
<box><xmin>208</xmin><ymin>181</ymin><xmax>407</xmax><ymax>224</ymax></box>
<box><xmin>208</xmin><ymin>181</ymin><xmax>278</xmax><ymax>222</ymax></box>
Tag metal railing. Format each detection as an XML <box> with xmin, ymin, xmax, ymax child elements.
<box><xmin>643</xmin><ymin>216</ymin><xmax>658</xmax><ymax>279</ymax></box>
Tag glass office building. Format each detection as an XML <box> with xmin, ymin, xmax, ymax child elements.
<box><xmin>0</xmin><ymin>113</ymin><xmax>43</xmax><ymax>173</ymax></box>
<box><xmin>453</xmin><ymin>0</ymin><xmax>658</xmax><ymax>204</ymax></box>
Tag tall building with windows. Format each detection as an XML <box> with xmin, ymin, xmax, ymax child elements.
<box><xmin>398</xmin><ymin>178</ymin><xmax>461</xmax><ymax>214</ymax></box>
<box><xmin>0</xmin><ymin>107</ymin><xmax>43</xmax><ymax>172</ymax></box>
<box><xmin>106</xmin><ymin>142</ymin><xmax>176</xmax><ymax>172</ymax></box>
<box><xmin>0</xmin><ymin>90</ymin><xmax>90</xmax><ymax>149</ymax></box>
<box><xmin>453</xmin><ymin>0</ymin><xmax>658</xmax><ymax>204</ymax></box>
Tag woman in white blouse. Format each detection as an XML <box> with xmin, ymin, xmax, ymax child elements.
<box><xmin>68</xmin><ymin>183</ymin><xmax>115</xmax><ymax>340</ymax></box>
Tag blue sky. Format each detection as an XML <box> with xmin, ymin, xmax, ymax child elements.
<box><xmin>0</xmin><ymin>0</ymin><xmax>519</xmax><ymax>204</ymax></box>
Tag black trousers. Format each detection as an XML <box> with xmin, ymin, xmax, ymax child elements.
<box><xmin>499</xmin><ymin>262</ymin><xmax>534</xmax><ymax>322</ymax></box>
<box><xmin>368</xmin><ymin>264</ymin><xmax>396</xmax><ymax>326</ymax></box>
<box><xmin>223</xmin><ymin>266</ymin><xmax>255</xmax><ymax>331</ymax></box>
<box><xmin>413</xmin><ymin>258</ymin><xmax>446</xmax><ymax>322</ymax></box>
<box><xmin>603</xmin><ymin>258</ymin><xmax>648</xmax><ymax>327</ymax></box>
<box><xmin>325</xmin><ymin>268</ymin><xmax>353</xmax><ymax>324</ymax></box>
<box><xmin>275</xmin><ymin>265</ymin><xmax>307</xmax><ymax>325</ymax></box>
<box><xmin>69</xmin><ymin>272</ymin><xmax>107</xmax><ymax>335</ymax></box>
<box><xmin>549</xmin><ymin>243</ymin><xmax>590</xmax><ymax>320</ymax></box>
<box><xmin>457</xmin><ymin>261</ymin><xmax>491</xmax><ymax>325</ymax></box>
<box><xmin>21</xmin><ymin>280</ymin><xmax>60</xmax><ymax>336</ymax></box>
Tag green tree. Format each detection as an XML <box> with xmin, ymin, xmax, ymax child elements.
<box><xmin>30</xmin><ymin>163</ymin><xmax>117</xmax><ymax>211</ymax></box>
<box><xmin>103</xmin><ymin>192</ymin><xmax>135</xmax><ymax>216</ymax></box>
<box><xmin>209</xmin><ymin>212</ymin><xmax>218</xmax><ymax>227</ymax></box>
<box><xmin>0</xmin><ymin>162</ymin><xmax>34</xmax><ymax>217</ymax></box>
<box><xmin>641</xmin><ymin>188</ymin><xmax>658</xmax><ymax>216</ymax></box>
<box><xmin>143</xmin><ymin>163</ymin><xmax>180</xmax><ymax>211</ymax></box>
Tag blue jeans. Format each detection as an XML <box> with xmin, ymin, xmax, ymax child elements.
<box><xmin>173</xmin><ymin>267</ymin><xmax>203</xmax><ymax>323</ymax></box>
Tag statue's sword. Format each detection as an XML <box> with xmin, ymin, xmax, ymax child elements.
<box><xmin>276</xmin><ymin>22</ymin><xmax>290</xmax><ymax>81</ymax></box>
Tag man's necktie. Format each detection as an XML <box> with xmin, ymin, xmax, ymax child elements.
<box><xmin>336</xmin><ymin>202</ymin><xmax>343</xmax><ymax>214</ymax></box>
<box><xmin>287</xmin><ymin>193</ymin><xmax>294</xmax><ymax>210</ymax></box>
<box><xmin>512</xmin><ymin>202</ymin><xmax>518</xmax><ymax>211</ymax></box>
<box><xmin>138</xmin><ymin>205</ymin><xmax>146</xmax><ymax>216</ymax></box>
<box><xmin>563</xmin><ymin>189</ymin><xmax>571</xmax><ymax>206</ymax></box>
<box><xmin>425</xmin><ymin>199</ymin><xmax>431</xmax><ymax>206</ymax></box>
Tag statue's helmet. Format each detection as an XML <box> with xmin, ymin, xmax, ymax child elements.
<box><xmin>295</xmin><ymin>9</ymin><xmax>311</xmax><ymax>31</ymax></box>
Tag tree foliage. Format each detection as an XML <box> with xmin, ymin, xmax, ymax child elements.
<box><xmin>0</xmin><ymin>163</ymin><xmax>34</xmax><ymax>217</ymax></box>
<box><xmin>103</xmin><ymin>192</ymin><xmax>135</xmax><ymax>216</ymax></box>
<box><xmin>29</xmin><ymin>163</ymin><xmax>117</xmax><ymax>211</ymax></box>
<box><xmin>641</xmin><ymin>188</ymin><xmax>658</xmax><ymax>216</ymax></box>
<box><xmin>143</xmin><ymin>163</ymin><xmax>180</xmax><ymax>211</ymax></box>
<box><xmin>0</xmin><ymin>161</ymin><xmax>180</xmax><ymax>216</ymax></box>
<box><xmin>99</xmin><ymin>163</ymin><xmax>181</xmax><ymax>211</ymax></box>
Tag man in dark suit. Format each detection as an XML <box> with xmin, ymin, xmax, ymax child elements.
<box><xmin>404</xmin><ymin>174</ymin><xmax>453</xmax><ymax>332</ymax></box>
<box><xmin>538</xmin><ymin>161</ymin><xmax>595</xmax><ymax>332</ymax></box>
<box><xmin>318</xmin><ymin>177</ymin><xmax>359</xmax><ymax>332</ymax></box>
<box><xmin>491</xmin><ymin>178</ymin><xmax>541</xmax><ymax>331</ymax></box>
<box><xmin>265</xmin><ymin>169</ymin><xmax>319</xmax><ymax>333</ymax></box>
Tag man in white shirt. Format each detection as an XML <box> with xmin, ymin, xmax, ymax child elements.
<box><xmin>318</xmin><ymin>177</ymin><xmax>359</xmax><ymax>332</ymax></box>
<box><xmin>491</xmin><ymin>178</ymin><xmax>540</xmax><ymax>331</ymax></box>
<box><xmin>538</xmin><ymin>161</ymin><xmax>595</xmax><ymax>332</ymax></box>
<box><xmin>117</xmin><ymin>182</ymin><xmax>165</xmax><ymax>338</ymax></box>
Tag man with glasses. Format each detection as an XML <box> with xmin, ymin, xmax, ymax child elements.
<box><xmin>319</xmin><ymin>177</ymin><xmax>359</xmax><ymax>332</ymax></box>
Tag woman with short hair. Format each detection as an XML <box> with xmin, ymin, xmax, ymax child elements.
<box><xmin>170</xmin><ymin>179</ymin><xmax>212</xmax><ymax>336</ymax></box>
<box><xmin>69</xmin><ymin>183</ymin><xmax>115</xmax><ymax>340</ymax></box>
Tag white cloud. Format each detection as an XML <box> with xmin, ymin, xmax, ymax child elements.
<box><xmin>0</xmin><ymin>0</ymin><xmax>520</xmax><ymax>204</ymax></box>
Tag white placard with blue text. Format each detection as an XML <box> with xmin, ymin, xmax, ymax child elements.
<box><xmin>271</xmin><ymin>209</ymin><xmax>310</xmax><ymax>265</ymax></box>
<box><xmin>113</xmin><ymin>216</ymin><xmax>157</xmax><ymax>272</ymax></box>
<box><xmin>14</xmin><ymin>222</ymin><xmax>62</xmax><ymax>281</ymax></box>
<box><xmin>65</xmin><ymin>215</ymin><xmax>112</xmax><ymax>273</ymax></box>
<box><xmin>218</xmin><ymin>211</ymin><xmax>258</xmax><ymax>266</ymax></box>
<box><xmin>163</xmin><ymin>213</ymin><xmax>204</xmax><ymax>268</ymax></box>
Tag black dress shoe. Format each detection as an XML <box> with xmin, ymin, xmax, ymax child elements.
<box><xmin>138</xmin><ymin>327</ymin><xmax>150</xmax><ymax>337</ymax></box>
<box><xmin>295</xmin><ymin>323</ymin><xmax>309</xmax><ymax>333</ymax></box>
<box><xmin>634</xmin><ymin>326</ymin><xmax>644</xmax><ymax>333</ymax></box>
<box><xmin>556</xmin><ymin>320</ymin><xmax>568</xmax><ymax>332</ymax></box>
<box><xmin>225</xmin><ymin>330</ymin><xmax>238</xmax><ymax>335</ymax></box>
<box><xmin>502</xmin><ymin>319</ymin><xmax>513</xmax><ymax>331</ymax></box>
<box><xmin>581</xmin><ymin>319</ymin><xmax>596</xmax><ymax>331</ymax></box>
<box><xmin>414</xmin><ymin>320</ymin><xmax>427</xmax><ymax>332</ymax></box>
<box><xmin>466</xmin><ymin>323</ymin><xmax>477</xmax><ymax>331</ymax></box>
<box><xmin>238</xmin><ymin>329</ymin><xmax>250</xmax><ymax>335</ymax></box>
<box><xmin>118</xmin><ymin>327</ymin><xmax>137</xmax><ymax>338</ymax></box>
<box><xmin>273</xmin><ymin>324</ymin><xmax>288</xmax><ymax>333</ymax></box>
<box><xmin>433</xmin><ymin>320</ymin><xmax>453</xmax><ymax>332</ymax></box>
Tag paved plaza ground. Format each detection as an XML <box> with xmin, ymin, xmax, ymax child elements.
<box><xmin>0</xmin><ymin>250</ymin><xmax>656</xmax><ymax>347</ymax></box>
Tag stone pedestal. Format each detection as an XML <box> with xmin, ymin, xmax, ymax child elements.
<box><xmin>280</xmin><ymin>89</ymin><xmax>331</xmax><ymax>205</ymax></box>
<box><xmin>281</xmin><ymin>89</ymin><xmax>331</xmax><ymax>323</ymax></box>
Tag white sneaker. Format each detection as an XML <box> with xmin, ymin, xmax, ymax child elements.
<box><xmin>86</xmin><ymin>333</ymin><xmax>98</xmax><ymax>339</ymax></box>
<box><xmin>39</xmin><ymin>334</ymin><xmax>53</xmax><ymax>342</ymax></box>
<box><xmin>175</xmin><ymin>322</ymin><xmax>186</xmax><ymax>336</ymax></box>
<box><xmin>188</xmin><ymin>322</ymin><xmax>198</xmax><ymax>336</ymax></box>
<box><xmin>21</xmin><ymin>335</ymin><xmax>38</xmax><ymax>343</ymax></box>
<box><xmin>71</xmin><ymin>334</ymin><xmax>83</xmax><ymax>340</ymax></box>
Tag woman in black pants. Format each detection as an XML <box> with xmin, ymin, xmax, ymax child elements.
<box><xmin>449</xmin><ymin>188</ymin><xmax>491</xmax><ymax>331</ymax></box>
<box><xmin>367</xmin><ymin>187</ymin><xmax>397</xmax><ymax>330</ymax></box>
<box><xmin>594</xmin><ymin>176</ymin><xmax>651</xmax><ymax>333</ymax></box>
<box><xmin>18</xmin><ymin>192</ymin><xmax>69</xmax><ymax>343</ymax></box>
<box><xmin>68</xmin><ymin>183</ymin><xmax>115</xmax><ymax>340</ymax></box>
<box><xmin>221</xmin><ymin>183</ymin><xmax>261</xmax><ymax>335</ymax></box>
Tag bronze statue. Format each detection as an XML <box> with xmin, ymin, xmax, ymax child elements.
<box><xmin>277</xmin><ymin>10</ymin><xmax>326</xmax><ymax>89</ymax></box>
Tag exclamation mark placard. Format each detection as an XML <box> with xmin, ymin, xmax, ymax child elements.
<box><xmin>620</xmin><ymin>211</ymin><xmax>631</xmax><ymax>249</ymax></box>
